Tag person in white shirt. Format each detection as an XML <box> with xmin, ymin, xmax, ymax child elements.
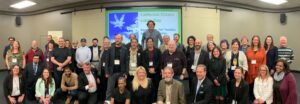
<box><xmin>76</xmin><ymin>38</ymin><xmax>91</xmax><ymax>68</ymax></box>
<box><xmin>253</xmin><ymin>65</ymin><xmax>273</xmax><ymax>104</ymax></box>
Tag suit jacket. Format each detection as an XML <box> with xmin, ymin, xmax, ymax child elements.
<box><xmin>187</xmin><ymin>49</ymin><xmax>209</xmax><ymax>73</ymax></box>
<box><xmin>78</xmin><ymin>70</ymin><xmax>98</xmax><ymax>92</ymax></box>
<box><xmin>157</xmin><ymin>79</ymin><xmax>186</xmax><ymax>104</ymax></box>
<box><xmin>89</xmin><ymin>46</ymin><xmax>101</xmax><ymax>62</ymax></box>
<box><xmin>23</xmin><ymin>62</ymin><xmax>44</xmax><ymax>87</ymax></box>
<box><xmin>229</xmin><ymin>79</ymin><xmax>249</xmax><ymax>104</ymax></box>
<box><xmin>266</xmin><ymin>46</ymin><xmax>278</xmax><ymax>70</ymax></box>
<box><xmin>98</xmin><ymin>49</ymin><xmax>109</xmax><ymax>77</ymax></box>
<box><xmin>127</xmin><ymin>48</ymin><xmax>143</xmax><ymax>69</ymax></box>
<box><xmin>141</xmin><ymin>48</ymin><xmax>161</xmax><ymax>75</ymax></box>
<box><xmin>191</xmin><ymin>77</ymin><xmax>213</xmax><ymax>104</ymax></box>
<box><xmin>106</xmin><ymin>46</ymin><xmax>129</xmax><ymax>75</ymax></box>
<box><xmin>3</xmin><ymin>44</ymin><xmax>10</xmax><ymax>59</ymax></box>
<box><xmin>4</xmin><ymin>75</ymin><xmax>26</xmax><ymax>97</ymax></box>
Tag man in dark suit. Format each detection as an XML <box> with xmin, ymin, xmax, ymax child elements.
<box><xmin>125</xmin><ymin>34</ymin><xmax>142</xmax><ymax>50</ymax></box>
<box><xmin>105</xmin><ymin>34</ymin><xmax>129</xmax><ymax>100</ymax></box>
<box><xmin>187</xmin><ymin>39</ymin><xmax>210</xmax><ymax>94</ymax></box>
<box><xmin>78</xmin><ymin>63</ymin><xmax>100</xmax><ymax>104</ymax></box>
<box><xmin>23</xmin><ymin>54</ymin><xmax>44</xmax><ymax>100</ymax></box>
<box><xmin>191</xmin><ymin>64</ymin><xmax>213</xmax><ymax>104</ymax></box>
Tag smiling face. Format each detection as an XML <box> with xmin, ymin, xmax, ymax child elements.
<box><xmin>212</xmin><ymin>48</ymin><xmax>220</xmax><ymax>58</ymax></box>
<box><xmin>275</xmin><ymin>61</ymin><xmax>284</xmax><ymax>73</ymax></box>
<box><xmin>232</xmin><ymin>42</ymin><xmax>239</xmax><ymax>51</ymax></box>
<box><xmin>163</xmin><ymin>68</ymin><xmax>174</xmax><ymax>82</ymax></box>
<box><xmin>196</xmin><ymin>67</ymin><xmax>206</xmax><ymax>80</ymax></box>
<box><xmin>43</xmin><ymin>69</ymin><xmax>50</xmax><ymax>79</ymax></box>
<box><xmin>234</xmin><ymin>68</ymin><xmax>243</xmax><ymax>80</ymax></box>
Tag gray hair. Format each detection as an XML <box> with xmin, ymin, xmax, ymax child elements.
<box><xmin>196</xmin><ymin>64</ymin><xmax>207</xmax><ymax>71</ymax></box>
<box><xmin>163</xmin><ymin>66</ymin><xmax>174</xmax><ymax>73</ymax></box>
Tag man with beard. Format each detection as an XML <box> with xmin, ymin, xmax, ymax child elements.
<box><xmin>157</xmin><ymin>67</ymin><xmax>186</xmax><ymax>104</ymax></box>
<box><xmin>105</xmin><ymin>34</ymin><xmax>129</xmax><ymax>101</ymax></box>
<box><xmin>57</xmin><ymin>67</ymin><xmax>79</xmax><ymax>104</ymax></box>
<box><xmin>187</xmin><ymin>39</ymin><xmax>209</xmax><ymax>94</ymax></box>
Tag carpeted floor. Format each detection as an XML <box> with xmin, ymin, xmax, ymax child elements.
<box><xmin>0</xmin><ymin>70</ymin><xmax>299</xmax><ymax>104</ymax></box>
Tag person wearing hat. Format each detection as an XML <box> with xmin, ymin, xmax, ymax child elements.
<box><xmin>75</xmin><ymin>38</ymin><xmax>91</xmax><ymax>73</ymax></box>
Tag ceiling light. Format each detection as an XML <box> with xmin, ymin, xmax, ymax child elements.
<box><xmin>10</xmin><ymin>1</ymin><xmax>36</xmax><ymax>9</ymax></box>
<box><xmin>259</xmin><ymin>0</ymin><xmax>288</xmax><ymax>5</ymax></box>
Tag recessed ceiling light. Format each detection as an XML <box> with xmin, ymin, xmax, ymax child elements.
<box><xmin>10</xmin><ymin>1</ymin><xmax>36</xmax><ymax>9</ymax></box>
<box><xmin>259</xmin><ymin>0</ymin><xmax>288</xmax><ymax>5</ymax></box>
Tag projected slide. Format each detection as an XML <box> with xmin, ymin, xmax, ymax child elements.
<box><xmin>106</xmin><ymin>8</ymin><xmax>182</xmax><ymax>44</ymax></box>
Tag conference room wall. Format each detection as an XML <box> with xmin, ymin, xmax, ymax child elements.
<box><xmin>71</xmin><ymin>7</ymin><xmax>220</xmax><ymax>47</ymax></box>
<box><xmin>220</xmin><ymin>8</ymin><xmax>300</xmax><ymax>70</ymax></box>
<box><xmin>0</xmin><ymin>11</ymin><xmax>72</xmax><ymax>69</ymax></box>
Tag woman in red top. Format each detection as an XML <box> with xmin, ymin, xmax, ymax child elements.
<box><xmin>246</xmin><ymin>35</ymin><xmax>266</xmax><ymax>101</ymax></box>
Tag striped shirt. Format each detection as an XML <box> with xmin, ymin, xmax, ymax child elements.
<box><xmin>278</xmin><ymin>47</ymin><xmax>294</xmax><ymax>64</ymax></box>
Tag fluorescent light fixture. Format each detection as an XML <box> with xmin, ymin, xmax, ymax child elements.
<box><xmin>10</xmin><ymin>1</ymin><xmax>36</xmax><ymax>9</ymax></box>
<box><xmin>259</xmin><ymin>0</ymin><xmax>287</xmax><ymax>5</ymax></box>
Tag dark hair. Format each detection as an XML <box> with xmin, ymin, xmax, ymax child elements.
<box><xmin>235</xmin><ymin>66</ymin><xmax>244</xmax><ymax>74</ymax></box>
<box><xmin>220</xmin><ymin>39</ymin><xmax>229</xmax><ymax>49</ymax></box>
<box><xmin>8</xmin><ymin>37</ymin><xmax>15</xmax><ymax>41</ymax></box>
<box><xmin>207</xmin><ymin>41</ymin><xmax>216</xmax><ymax>52</ymax></box>
<box><xmin>211</xmin><ymin>47</ymin><xmax>224</xmax><ymax>60</ymax></box>
<box><xmin>174</xmin><ymin>33</ymin><xmax>180</xmax><ymax>38</ymax></box>
<box><xmin>10</xmin><ymin>64</ymin><xmax>21</xmax><ymax>76</ymax></box>
<box><xmin>33</xmin><ymin>53</ymin><xmax>40</xmax><ymax>58</ymax></box>
<box><xmin>147</xmin><ymin>20</ymin><xmax>155</xmax><ymax>26</ymax></box>
<box><xmin>41</xmin><ymin>68</ymin><xmax>53</xmax><ymax>87</ymax></box>
<box><xmin>275</xmin><ymin>59</ymin><xmax>290</xmax><ymax>73</ymax></box>
<box><xmin>130</xmin><ymin>38</ymin><xmax>138</xmax><ymax>43</ymax></box>
<box><xmin>64</xmin><ymin>67</ymin><xmax>72</xmax><ymax>72</ymax></box>
<box><xmin>231</xmin><ymin>38</ymin><xmax>241</xmax><ymax>47</ymax></box>
<box><xmin>146</xmin><ymin>37</ymin><xmax>154</xmax><ymax>43</ymax></box>
<box><xmin>251</xmin><ymin>35</ymin><xmax>262</xmax><ymax>49</ymax></box>
<box><xmin>264</xmin><ymin>35</ymin><xmax>274</xmax><ymax>50</ymax></box>
<box><xmin>103</xmin><ymin>36</ymin><xmax>109</xmax><ymax>40</ymax></box>
<box><xmin>92</xmin><ymin>38</ymin><xmax>98</xmax><ymax>42</ymax></box>
<box><xmin>187</xmin><ymin>35</ymin><xmax>196</xmax><ymax>45</ymax></box>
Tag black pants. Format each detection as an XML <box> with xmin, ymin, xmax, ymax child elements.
<box><xmin>78</xmin><ymin>91</ymin><xmax>98</xmax><ymax>104</ymax></box>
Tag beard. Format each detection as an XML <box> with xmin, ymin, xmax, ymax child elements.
<box><xmin>164</xmin><ymin>77</ymin><xmax>172</xmax><ymax>82</ymax></box>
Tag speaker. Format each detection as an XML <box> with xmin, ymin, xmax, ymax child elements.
<box><xmin>280</xmin><ymin>13</ymin><xmax>286</xmax><ymax>24</ymax></box>
<box><xmin>15</xmin><ymin>16</ymin><xmax>21</xmax><ymax>26</ymax></box>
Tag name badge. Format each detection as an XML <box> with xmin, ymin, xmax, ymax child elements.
<box><xmin>167</xmin><ymin>63</ymin><xmax>172</xmax><ymax>67</ymax></box>
<box><xmin>46</xmin><ymin>58</ymin><xmax>49</xmax><ymax>62</ymax></box>
<box><xmin>191</xmin><ymin>65</ymin><xmax>196</xmax><ymax>72</ymax></box>
<box><xmin>232</xmin><ymin>100</ymin><xmax>237</xmax><ymax>104</ymax></box>
<box><xmin>251</xmin><ymin>60</ymin><xmax>256</xmax><ymax>64</ymax></box>
<box><xmin>166</xmin><ymin>102</ymin><xmax>171</xmax><ymax>104</ymax></box>
<box><xmin>130</xmin><ymin>63</ymin><xmax>137</xmax><ymax>67</ymax></box>
<box><xmin>114</xmin><ymin>60</ymin><xmax>120</xmax><ymax>65</ymax></box>
<box><xmin>102</xmin><ymin>62</ymin><xmax>105</xmax><ymax>67</ymax></box>
<box><xmin>149</xmin><ymin>61</ymin><xmax>153</xmax><ymax>66</ymax></box>
<box><xmin>12</xmin><ymin>58</ymin><xmax>17</xmax><ymax>63</ymax></box>
<box><xmin>231</xmin><ymin>66</ymin><xmax>236</xmax><ymax>70</ymax></box>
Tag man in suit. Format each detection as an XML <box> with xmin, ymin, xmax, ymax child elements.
<box><xmin>157</xmin><ymin>67</ymin><xmax>186</xmax><ymax>104</ymax></box>
<box><xmin>23</xmin><ymin>54</ymin><xmax>44</xmax><ymax>100</ymax></box>
<box><xmin>78</xmin><ymin>63</ymin><xmax>100</xmax><ymax>104</ymax></box>
<box><xmin>105</xmin><ymin>34</ymin><xmax>129</xmax><ymax>100</ymax></box>
<box><xmin>191</xmin><ymin>64</ymin><xmax>213</xmax><ymax>104</ymax></box>
<box><xmin>187</xmin><ymin>39</ymin><xmax>210</xmax><ymax>94</ymax></box>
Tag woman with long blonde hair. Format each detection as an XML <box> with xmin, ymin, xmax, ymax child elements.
<box><xmin>131</xmin><ymin>66</ymin><xmax>153</xmax><ymax>104</ymax></box>
<box><xmin>253</xmin><ymin>65</ymin><xmax>273</xmax><ymax>104</ymax></box>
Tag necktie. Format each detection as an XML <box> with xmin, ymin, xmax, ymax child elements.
<box><xmin>194</xmin><ymin>80</ymin><xmax>201</xmax><ymax>102</ymax></box>
<box><xmin>33</xmin><ymin>64</ymin><xmax>37</xmax><ymax>75</ymax></box>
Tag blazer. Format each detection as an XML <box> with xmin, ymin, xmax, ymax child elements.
<box><xmin>89</xmin><ymin>46</ymin><xmax>101</xmax><ymax>62</ymax></box>
<box><xmin>98</xmin><ymin>49</ymin><xmax>109</xmax><ymax>77</ymax></box>
<box><xmin>35</xmin><ymin>78</ymin><xmax>56</xmax><ymax>97</ymax></box>
<box><xmin>23</xmin><ymin>62</ymin><xmax>44</xmax><ymax>87</ymax></box>
<box><xmin>266</xmin><ymin>46</ymin><xmax>278</xmax><ymax>70</ymax></box>
<box><xmin>4</xmin><ymin>75</ymin><xmax>26</xmax><ymax>97</ymax></box>
<box><xmin>191</xmin><ymin>77</ymin><xmax>213</xmax><ymax>104</ymax></box>
<box><xmin>229</xmin><ymin>79</ymin><xmax>249</xmax><ymax>104</ymax></box>
<box><xmin>78</xmin><ymin>71</ymin><xmax>98</xmax><ymax>92</ymax></box>
<box><xmin>187</xmin><ymin>49</ymin><xmax>209</xmax><ymax>73</ymax></box>
<box><xmin>106</xmin><ymin>46</ymin><xmax>129</xmax><ymax>75</ymax></box>
<box><xmin>225</xmin><ymin>50</ymin><xmax>248</xmax><ymax>72</ymax></box>
<box><xmin>208</xmin><ymin>58</ymin><xmax>227</xmax><ymax>85</ymax></box>
<box><xmin>141</xmin><ymin>48</ymin><xmax>161</xmax><ymax>75</ymax></box>
<box><xmin>127</xmin><ymin>48</ymin><xmax>143</xmax><ymax>69</ymax></box>
<box><xmin>157</xmin><ymin>79</ymin><xmax>186</xmax><ymax>104</ymax></box>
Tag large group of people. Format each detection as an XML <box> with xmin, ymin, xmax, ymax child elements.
<box><xmin>2</xmin><ymin>20</ymin><xmax>298</xmax><ymax>104</ymax></box>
